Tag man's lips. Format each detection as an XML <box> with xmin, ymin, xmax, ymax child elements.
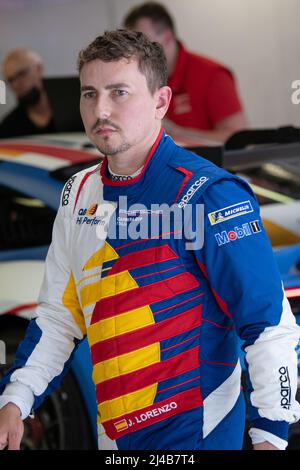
<box><xmin>95</xmin><ymin>127</ymin><xmax>117</xmax><ymax>135</ymax></box>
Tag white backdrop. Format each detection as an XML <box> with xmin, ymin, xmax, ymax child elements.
<box><xmin>0</xmin><ymin>0</ymin><xmax>299</xmax><ymax>128</ymax></box>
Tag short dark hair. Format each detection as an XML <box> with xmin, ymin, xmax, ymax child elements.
<box><xmin>124</xmin><ymin>2</ymin><xmax>175</xmax><ymax>35</ymax></box>
<box><xmin>77</xmin><ymin>29</ymin><xmax>167</xmax><ymax>95</ymax></box>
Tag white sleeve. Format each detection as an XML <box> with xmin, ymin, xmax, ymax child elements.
<box><xmin>249</xmin><ymin>427</ymin><xmax>288</xmax><ymax>450</ymax></box>
<box><xmin>0</xmin><ymin>179</ymin><xmax>86</xmax><ymax>412</ymax></box>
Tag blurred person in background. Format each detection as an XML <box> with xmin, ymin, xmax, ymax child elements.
<box><xmin>0</xmin><ymin>48</ymin><xmax>55</xmax><ymax>138</ymax></box>
<box><xmin>124</xmin><ymin>1</ymin><xmax>247</xmax><ymax>144</ymax></box>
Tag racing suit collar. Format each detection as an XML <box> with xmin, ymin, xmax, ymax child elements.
<box><xmin>100</xmin><ymin>127</ymin><xmax>164</xmax><ymax>187</ymax></box>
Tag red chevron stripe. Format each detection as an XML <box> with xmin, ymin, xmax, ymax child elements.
<box><xmin>114</xmin><ymin>231</ymin><xmax>181</xmax><ymax>251</ymax></box>
<box><xmin>73</xmin><ymin>169</ymin><xmax>98</xmax><ymax>213</ymax></box>
<box><xmin>91</xmin><ymin>271</ymin><xmax>200</xmax><ymax>324</ymax></box>
<box><xmin>103</xmin><ymin>386</ymin><xmax>203</xmax><ymax>440</ymax></box>
<box><xmin>175</xmin><ymin>167</ymin><xmax>194</xmax><ymax>203</ymax></box>
<box><xmin>108</xmin><ymin>245</ymin><xmax>178</xmax><ymax>276</ymax></box>
<box><xmin>91</xmin><ymin>305</ymin><xmax>202</xmax><ymax>363</ymax></box>
<box><xmin>196</xmin><ymin>261</ymin><xmax>232</xmax><ymax>319</ymax></box>
<box><xmin>96</xmin><ymin>346</ymin><xmax>200</xmax><ymax>402</ymax></box>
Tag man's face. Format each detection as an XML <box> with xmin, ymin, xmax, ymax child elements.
<box><xmin>3</xmin><ymin>56</ymin><xmax>42</xmax><ymax>99</ymax></box>
<box><xmin>130</xmin><ymin>18</ymin><xmax>167</xmax><ymax>51</ymax></box>
<box><xmin>80</xmin><ymin>58</ymin><xmax>168</xmax><ymax>157</ymax></box>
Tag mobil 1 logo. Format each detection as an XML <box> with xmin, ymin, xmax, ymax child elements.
<box><xmin>215</xmin><ymin>220</ymin><xmax>261</xmax><ymax>246</ymax></box>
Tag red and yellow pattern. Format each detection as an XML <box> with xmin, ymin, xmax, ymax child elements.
<box><xmin>82</xmin><ymin>242</ymin><xmax>202</xmax><ymax>439</ymax></box>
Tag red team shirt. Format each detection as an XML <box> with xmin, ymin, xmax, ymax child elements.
<box><xmin>167</xmin><ymin>42</ymin><xmax>243</xmax><ymax>130</ymax></box>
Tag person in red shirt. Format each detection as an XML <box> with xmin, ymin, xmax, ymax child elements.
<box><xmin>123</xmin><ymin>2</ymin><xmax>247</xmax><ymax>145</ymax></box>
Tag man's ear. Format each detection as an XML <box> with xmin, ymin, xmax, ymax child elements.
<box><xmin>155</xmin><ymin>86</ymin><xmax>172</xmax><ymax>120</ymax></box>
<box><xmin>161</xmin><ymin>29</ymin><xmax>174</xmax><ymax>48</ymax></box>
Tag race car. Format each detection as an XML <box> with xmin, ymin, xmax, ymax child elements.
<box><xmin>0</xmin><ymin>139</ymin><xmax>99</xmax><ymax>449</ymax></box>
<box><xmin>0</xmin><ymin>136</ymin><xmax>300</xmax><ymax>449</ymax></box>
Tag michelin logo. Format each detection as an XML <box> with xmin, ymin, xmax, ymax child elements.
<box><xmin>208</xmin><ymin>200</ymin><xmax>253</xmax><ymax>225</ymax></box>
<box><xmin>215</xmin><ymin>220</ymin><xmax>261</xmax><ymax>246</ymax></box>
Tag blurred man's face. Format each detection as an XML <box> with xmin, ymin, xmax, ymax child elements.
<box><xmin>129</xmin><ymin>18</ymin><xmax>169</xmax><ymax>52</ymax></box>
<box><xmin>80</xmin><ymin>57</ymin><xmax>170</xmax><ymax>158</ymax></box>
<box><xmin>3</xmin><ymin>56</ymin><xmax>43</xmax><ymax>99</ymax></box>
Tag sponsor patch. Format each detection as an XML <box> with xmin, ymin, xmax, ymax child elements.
<box><xmin>76</xmin><ymin>203</ymin><xmax>104</xmax><ymax>226</ymax></box>
<box><xmin>86</xmin><ymin>203</ymin><xmax>98</xmax><ymax>216</ymax></box>
<box><xmin>110</xmin><ymin>174</ymin><xmax>133</xmax><ymax>182</ymax></box>
<box><xmin>279</xmin><ymin>366</ymin><xmax>291</xmax><ymax>410</ymax></box>
<box><xmin>215</xmin><ymin>220</ymin><xmax>261</xmax><ymax>246</ymax></box>
<box><xmin>208</xmin><ymin>200</ymin><xmax>253</xmax><ymax>225</ymax></box>
<box><xmin>62</xmin><ymin>175</ymin><xmax>76</xmax><ymax>206</ymax></box>
<box><xmin>178</xmin><ymin>176</ymin><xmax>209</xmax><ymax>209</ymax></box>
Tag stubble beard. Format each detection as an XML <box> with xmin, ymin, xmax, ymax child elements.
<box><xmin>96</xmin><ymin>137</ymin><xmax>131</xmax><ymax>157</ymax></box>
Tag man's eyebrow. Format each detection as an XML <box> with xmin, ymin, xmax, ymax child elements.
<box><xmin>105</xmin><ymin>83</ymin><xmax>130</xmax><ymax>90</ymax></box>
<box><xmin>81</xmin><ymin>83</ymin><xmax>130</xmax><ymax>92</ymax></box>
<box><xmin>80</xmin><ymin>85</ymin><xmax>96</xmax><ymax>92</ymax></box>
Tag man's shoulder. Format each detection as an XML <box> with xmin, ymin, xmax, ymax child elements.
<box><xmin>167</xmin><ymin>142</ymin><xmax>253</xmax><ymax>205</ymax></box>
<box><xmin>0</xmin><ymin>105</ymin><xmax>32</xmax><ymax>138</ymax></box>
<box><xmin>60</xmin><ymin>162</ymin><xmax>101</xmax><ymax>212</ymax></box>
<box><xmin>183</xmin><ymin>45</ymin><xmax>233</xmax><ymax>78</ymax></box>
<box><xmin>0</xmin><ymin>105</ymin><xmax>24</xmax><ymax>127</ymax></box>
<box><xmin>168</xmin><ymin>142</ymin><xmax>227</xmax><ymax>179</ymax></box>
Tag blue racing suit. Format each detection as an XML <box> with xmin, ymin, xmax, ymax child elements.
<box><xmin>1</xmin><ymin>129</ymin><xmax>299</xmax><ymax>449</ymax></box>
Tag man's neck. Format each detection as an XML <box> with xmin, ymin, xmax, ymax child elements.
<box><xmin>167</xmin><ymin>39</ymin><xmax>179</xmax><ymax>77</ymax></box>
<box><xmin>28</xmin><ymin>89</ymin><xmax>51</xmax><ymax>115</ymax></box>
<box><xmin>27</xmin><ymin>89</ymin><xmax>53</xmax><ymax>128</ymax></box>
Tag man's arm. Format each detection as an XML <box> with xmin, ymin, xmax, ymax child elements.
<box><xmin>0</xmin><ymin>176</ymin><xmax>86</xmax><ymax>449</ymax></box>
<box><xmin>165</xmin><ymin>68</ymin><xmax>247</xmax><ymax>144</ymax></box>
<box><xmin>193</xmin><ymin>176</ymin><xmax>300</xmax><ymax>449</ymax></box>
<box><xmin>164</xmin><ymin>111</ymin><xmax>247</xmax><ymax>145</ymax></box>
<box><xmin>253</xmin><ymin>442</ymin><xmax>280</xmax><ymax>450</ymax></box>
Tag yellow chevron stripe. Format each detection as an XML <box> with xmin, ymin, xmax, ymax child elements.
<box><xmin>80</xmin><ymin>270</ymin><xmax>137</xmax><ymax>308</ymax></box>
<box><xmin>92</xmin><ymin>343</ymin><xmax>160</xmax><ymax>384</ymax></box>
<box><xmin>263</xmin><ymin>219</ymin><xmax>300</xmax><ymax>247</ymax></box>
<box><xmin>87</xmin><ymin>305</ymin><xmax>154</xmax><ymax>345</ymax></box>
<box><xmin>83</xmin><ymin>242</ymin><xmax>118</xmax><ymax>271</ymax></box>
<box><xmin>98</xmin><ymin>384</ymin><xmax>157</xmax><ymax>423</ymax></box>
<box><xmin>62</xmin><ymin>272</ymin><xmax>86</xmax><ymax>335</ymax></box>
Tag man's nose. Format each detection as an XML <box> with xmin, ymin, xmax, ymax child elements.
<box><xmin>94</xmin><ymin>95</ymin><xmax>111</xmax><ymax>120</ymax></box>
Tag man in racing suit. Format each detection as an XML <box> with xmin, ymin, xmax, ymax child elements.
<box><xmin>0</xmin><ymin>30</ymin><xmax>299</xmax><ymax>451</ymax></box>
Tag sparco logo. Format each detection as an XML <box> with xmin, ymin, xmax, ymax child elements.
<box><xmin>178</xmin><ymin>177</ymin><xmax>209</xmax><ymax>209</ymax></box>
<box><xmin>279</xmin><ymin>366</ymin><xmax>291</xmax><ymax>409</ymax></box>
<box><xmin>62</xmin><ymin>176</ymin><xmax>76</xmax><ymax>206</ymax></box>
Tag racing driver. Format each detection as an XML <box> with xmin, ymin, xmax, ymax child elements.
<box><xmin>0</xmin><ymin>30</ymin><xmax>299</xmax><ymax>451</ymax></box>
